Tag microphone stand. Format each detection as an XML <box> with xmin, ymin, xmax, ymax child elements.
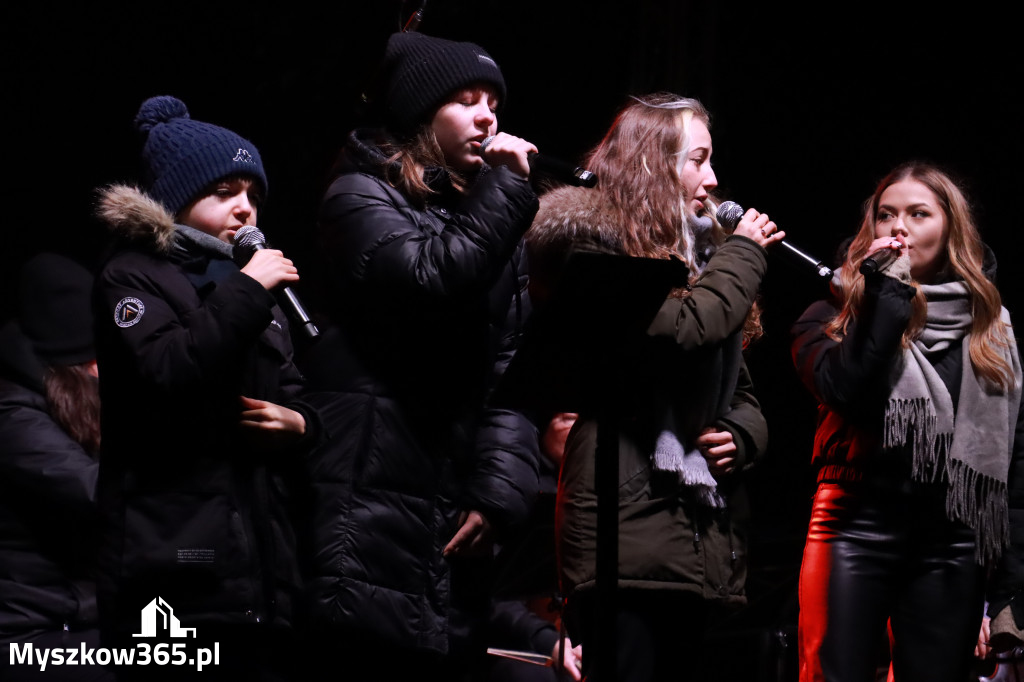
<box><xmin>491</xmin><ymin>250</ymin><xmax>689</xmax><ymax>682</ymax></box>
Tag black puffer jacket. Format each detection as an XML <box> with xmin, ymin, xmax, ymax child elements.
<box><xmin>301</xmin><ymin>129</ymin><xmax>541</xmax><ymax>655</ymax></box>
<box><xmin>92</xmin><ymin>186</ymin><xmax>319</xmax><ymax>634</ymax></box>
<box><xmin>0</xmin><ymin>321</ymin><xmax>100</xmax><ymax>636</ymax></box>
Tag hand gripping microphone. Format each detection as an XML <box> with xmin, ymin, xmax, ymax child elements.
<box><xmin>716</xmin><ymin>201</ymin><xmax>833</xmax><ymax>279</ymax></box>
<box><xmin>859</xmin><ymin>246</ymin><xmax>901</xmax><ymax>275</ymax></box>
<box><xmin>233</xmin><ymin>226</ymin><xmax>320</xmax><ymax>339</ymax></box>
<box><xmin>479</xmin><ymin>136</ymin><xmax>597</xmax><ymax>188</ymax></box>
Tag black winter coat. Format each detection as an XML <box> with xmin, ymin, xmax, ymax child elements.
<box><xmin>0</xmin><ymin>322</ymin><xmax>100</xmax><ymax>636</ymax></box>
<box><xmin>92</xmin><ymin>186</ymin><xmax>317</xmax><ymax>634</ymax></box>
<box><xmin>301</xmin><ymin>129</ymin><xmax>541</xmax><ymax>655</ymax></box>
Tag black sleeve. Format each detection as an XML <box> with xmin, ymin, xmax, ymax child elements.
<box><xmin>488</xmin><ymin>599</ymin><xmax>560</xmax><ymax>655</ymax></box>
<box><xmin>319</xmin><ymin>166</ymin><xmax>539</xmax><ymax>301</ymax></box>
<box><xmin>0</xmin><ymin>388</ymin><xmax>97</xmax><ymax>517</ymax></box>
<box><xmin>790</xmin><ymin>274</ymin><xmax>915</xmax><ymax>414</ymax></box>
<box><xmin>95</xmin><ymin>257</ymin><xmax>278</xmax><ymax>392</ymax></box>
<box><xmin>467</xmin><ymin>245</ymin><xmax>541</xmax><ymax>532</ymax></box>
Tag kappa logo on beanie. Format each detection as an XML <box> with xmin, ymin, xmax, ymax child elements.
<box><xmin>134</xmin><ymin>96</ymin><xmax>268</xmax><ymax>215</ymax></box>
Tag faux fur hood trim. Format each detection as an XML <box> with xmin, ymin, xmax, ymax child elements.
<box><xmin>527</xmin><ymin>186</ymin><xmax>624</xmax><ymax>255</ymax></box>
<box><xmin>96</xmin><ymin>184</ymin><xmax>177</xmax><ymax>254</ymax></box>
<box><xmin>524</xmin><ymin>187</ymin><xmax>626</xmax><ymax>302</ymax></box>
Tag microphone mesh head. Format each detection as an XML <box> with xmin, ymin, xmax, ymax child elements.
<box><xmin>715</xmin><ymin>201</ymin><xmax>745</xmax><ymax>231</ymax></box>
<box><xmin>233</xmin><ymin>225</ymin><xmax>266</xmax><ymax>249</ymax></box>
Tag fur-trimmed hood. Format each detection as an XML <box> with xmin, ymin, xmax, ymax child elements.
<box><xmin>528</xmin><ymin>185</ymin><xmax>625</xmax><ymax>256</ymax></box>
<box><xmin>527</xmin><ymin>186</ymin><xmax>722</xmax><ymax>269</ymax></box>
<box><xmin>525</xmin><ymin>186</ymin><xmax>625</xmax><ymax>301</ymax></box>
<box><xmin>95</xmin><ymin>184</ymin><xmax>177</xmax><ymax>254</ymax></box>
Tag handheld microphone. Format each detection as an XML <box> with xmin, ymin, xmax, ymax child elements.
<box><xmin>479</xmin><ymin>136</ymin><xmax>597</xmax><ymax>188</ymax></box>
<box><xmin>715</xmin><ymin>201</ymin><xmax>833</xmax><ymax>279</ymax></box>
<box><xmin>859</xmin><ymin>246</ymin><xmax>901</xmax><ymax>275</ymax></box>
<box><xmin>233</xmin><ymin>226</ymin><xmax>320</xmax><ymax>339</ymax></box>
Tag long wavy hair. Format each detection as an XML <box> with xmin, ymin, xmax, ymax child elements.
<box><xmin>827</xmin><ymin>162</ymin><xmax>1015</xmax><ymax>390</ymax></box>
<box><xmin>44</xmin><ymin>363</ymin><xmax>101</xmax><ymax>457</ymax></box>
<box><xmin>584</xmin><ymin>93</ymin><xmax>722</xmax><ymax>265</ymax></box>
<box><xmin>582</xmin><ymin>93</ymin><xmax>762</xmax><ymax>342</ymax></box>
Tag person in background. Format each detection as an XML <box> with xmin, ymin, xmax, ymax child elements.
<box><xmin>790</xmin><ymin>162</ymin><xmax>1024</xmax><ymax>682</ymax></box>
<box><xmin>1</xmin><ymin>253</ymin><xmax>113</xmax><ymax>682</ymax></box>
<box><xmin>482</xmin><ymin>412</ymin><xmax>582</xmax><ymax>682</ymax></box>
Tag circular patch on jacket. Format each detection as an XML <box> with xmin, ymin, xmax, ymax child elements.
<box><xmin>114</xmin><ymin>297</ymin><xmax>145</xmax><ymax>328</ymax></box>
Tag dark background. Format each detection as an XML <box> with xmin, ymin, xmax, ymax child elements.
<box><xmin>5</xmin><ymin>0</ymin><xmax>1022</xmax><ymax>667</ymax></box>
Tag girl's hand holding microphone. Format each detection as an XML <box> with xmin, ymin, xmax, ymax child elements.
<box><xmin>733</xmin><ymin>207</ymin><xmax>785</xmax><ymax>249</ymax></box>
<box><xmin>477</xmin><ymin>133</ymin><xmax>538</xmax><ymax>179</ymax></box>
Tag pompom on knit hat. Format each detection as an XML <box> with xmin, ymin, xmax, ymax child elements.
<box><xmin>18</xmin><ymin>252</ymin><xmax>95</xmax><ymax>367</ymax></box>
<box><xmin>381</xmin><ymin>31</ymin><xmax>507</xmax><ymax>136</ymax></box>
<box><xmin>134</xmin><ymin>95</ymin><xmax>268</xmax><ymax>216</ymax></box>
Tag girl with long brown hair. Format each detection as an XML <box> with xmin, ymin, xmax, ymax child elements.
<box><xmin>791</xmin><ymin>161</ymin><xmax>1024</xmax><ymax>682</ymax></box>
<box><xmin>527</xmin><ymin>92</ymin><xmax>784</xmax><ymax>681</ymax></box>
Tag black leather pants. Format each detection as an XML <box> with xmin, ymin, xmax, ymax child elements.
<box><xmin>798</xmin><ymin>481</ymin><xmax>985</xmax><ymax>682</ymax></box>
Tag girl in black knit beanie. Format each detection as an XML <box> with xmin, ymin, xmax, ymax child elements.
<box><xmin>300</xmin><ymin>30</ymin><xmax>543</xmax><ymax>681</ymax></box>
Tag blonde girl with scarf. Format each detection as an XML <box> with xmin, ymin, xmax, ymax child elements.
<box><xmin>791</xmin><ymin>162</ymin><xmax>1024</xmax><ymax>682</ymax></box>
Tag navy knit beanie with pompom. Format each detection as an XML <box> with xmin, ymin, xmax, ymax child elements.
<box><xmin>134</xmin><ymin>96</ymin><xmax>267</xmax><ymax>216</ymax></box>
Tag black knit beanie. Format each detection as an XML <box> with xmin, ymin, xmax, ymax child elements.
<box><xmin>18</xmin><ymin>253</ymin><xmax>95</xmax><ymax>367</ymax></box>
<box><xmin>134</xmin><ymin>96</ymin><xmax>268</xmax><ymax>216</ymax></box>
<box><xmin>382</xmin><ymin>32</ymin><xmax>507</xmax><ymax>136</ymax></box>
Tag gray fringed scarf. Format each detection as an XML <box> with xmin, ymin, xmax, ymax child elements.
<box><xmin>884</xmin><ymin>280</ymin><xmax>1022</xmax><ymax>564</ymax></box>
<box><xmin>654</xmin><ymin>425</ymin><xmax>725</xmax><ymax>508</ymax></box>
<box><xmin>651</xmin><ymin>213</ymin><xmax>726</xmax><ymax>508</ymax></box>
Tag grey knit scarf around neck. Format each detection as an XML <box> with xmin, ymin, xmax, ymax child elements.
<box><xmin>172</xmin><ymin>224</ymin><xmax>235</xmax><ymax>259</ymax></box>
<box><xmin>884</xmin><ymin>280</ymin><xmax>1022</xmax><ymax>564</ymax></box>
